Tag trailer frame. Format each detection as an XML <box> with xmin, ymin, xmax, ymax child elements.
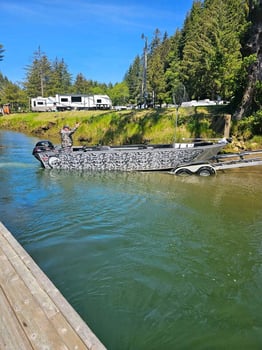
<box><xmin>170</xmin><ymin>150</ymin><xmax>262</xmax><ymax>176</ymax></box>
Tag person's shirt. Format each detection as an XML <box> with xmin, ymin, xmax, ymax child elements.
<box><xmin>60</xmin><ymin>127</ymin><xmax>77</xmax><ymax>148</ymax></box>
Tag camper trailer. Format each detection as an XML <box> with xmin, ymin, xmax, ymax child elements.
<box><xmin>31</xmin><ymin>96</ymin><xmax>57</xmax><ymax>112</ymax></box>
<box><xmin>54</xmin><ymin>94</ymin><xmax>112</xmax><ymax>111</ymax></box>
<box><xmin>31</xmin><ymin>94</ymin><xmax>112</xmax><ymax>112</ymax></box>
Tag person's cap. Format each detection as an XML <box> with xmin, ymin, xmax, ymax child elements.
<box><xmin>63</xmin><ymin>125</ymin><xmax>69</xmax><ymax>129</ymax></box>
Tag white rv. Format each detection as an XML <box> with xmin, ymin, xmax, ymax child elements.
<box><xmin>31</xmin><ymin>94</ymin><xmax>112</xmax><ymax>112</ymax></box>
<box><xmin>31</xmin><ymin>96</ymin><xmax>57</xmax><ymax>112</ymax></box>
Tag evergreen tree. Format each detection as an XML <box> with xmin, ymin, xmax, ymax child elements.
<box><xmin>0</xmin><ymin>44</ymin><xmax>4</xmax><ymax>61</ymax></box>
<box><xmin>164</xmin><ymin>31</ymin><xmax>184</xmax><ymax>104</ymax></box>
<box><xmin>74</xmin><ymin>73</ymin><xmax>90</xmax><ymax>94</ymax></box>
<box><xmin>176</xmin><ymin>1</ymin><xmax>204</xmax><ymax>99</ymax></box>
<box><xmin>124</xmin><ymin>55</ymin><xmax>142</xmax><ymax>105</ymax></box>
<box><xmin>147</xmin><ymin>46</ymin><xmax>166</xmax><ymax>106</ymax></box>
<box><xmin>147</xmin><ymin>30</ymin><xmax>168</xmax><ymax>106</ymax></box>
<box><xmin>179</xmin><ymin>0</ymin><xmax>247</xmax><ymax>101</ymax></box>
<box><xmin>24</xmin><ymin>47</ymin><xmax>52</xmax><ymax>97</ymax></box>
<box><xmin>149</xmin><ymin>28</ymin><xmax>162</xmax><ymax>55</ymax></box>
<box><xmin>48</xmin><ymin>58</ymin><xmax>72</xmax><ymax>95</ymax></box>
<box><xmin>233</xmin><ymin>0</ymin><xmax>262</xmax><ymax>119</ymax></box>
<box><xmin>0</xmin><ymin>72</ymin><xmax>9</xmax><ymax>87</ymax></box>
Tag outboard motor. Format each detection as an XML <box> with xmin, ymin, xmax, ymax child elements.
<box><xmin>32</xmin><ymin>140</ymin><xmax>55</xmax><ymax>155</ymax></box>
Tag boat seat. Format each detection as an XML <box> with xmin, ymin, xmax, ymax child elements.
<box><xmin>174</xmin><ymin>143</ymin><xmax>194</xmax><ymax>149</ymax></box>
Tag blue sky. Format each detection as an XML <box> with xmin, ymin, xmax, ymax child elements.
<box><xmin>1</xmin><ymin>0</ymin><xmax>194</xmax><ymax>85</ymax></box>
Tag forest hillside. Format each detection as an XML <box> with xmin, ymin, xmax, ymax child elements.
<box><xmin>0</xmin><ymin>0</ymin><xmax>262</xmax><ymax>146</ymax></box>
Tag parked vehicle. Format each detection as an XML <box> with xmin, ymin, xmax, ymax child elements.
<box><xmin>31</xmin><ymin>96</ymin><xmax>56</xmax><ymax>112</ymax></box>
<box><xmin>31</xmin><ymin>94</ymin><xmax>112</xmax><ymax>112</ymax></box>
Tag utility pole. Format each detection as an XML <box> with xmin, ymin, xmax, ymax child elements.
<box><xmin>35</xmin><ymin>46</ymin><xmax>44</xmax><ymax>97</ymax></box>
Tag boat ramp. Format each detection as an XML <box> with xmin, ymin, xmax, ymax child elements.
<box><xmin>212</xmin><ymin>150</ymin><xmax>262</xmax><ymax>171</ymax></box>
<box><xmin>0</xmin><ymin>222</ymin><xmax>106</xmax><ymax>350</ymax></box>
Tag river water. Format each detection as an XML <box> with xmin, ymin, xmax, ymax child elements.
<box><xmin>0</xmin><ymin>130</ymin><xmax>262</xmax><ymax>350</ymax></box>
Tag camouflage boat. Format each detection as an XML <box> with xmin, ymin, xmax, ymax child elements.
<box><xmin>32</xmin><ymin>139</ymin><xmax>227</xmax><ymax>171</ymax></box>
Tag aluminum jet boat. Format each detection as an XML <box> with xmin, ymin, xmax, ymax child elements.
<box><xmin>32</xmin><ymin>138</ymin><xmax>228</xmax><ymax>171</ymax></box>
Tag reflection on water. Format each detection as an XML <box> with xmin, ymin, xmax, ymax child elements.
<box><xmin>1</xmin><ymin>131</ymin><xmax>262</xmax><ymax>349</ymax></box>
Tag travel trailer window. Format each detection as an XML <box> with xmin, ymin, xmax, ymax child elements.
<box><xmin>37</xmin><ymin>102</ymin><xmax>44</xmax><ymax>105</ymax></box>
<box><xmin>71</xmin><ymin>96</ymin><xmax>82</xmax><ymax>102</ymax></box>
<box><xmin>96</xmin><ymin>99</ymin><xmax>102</xmax><ymax>103</ymax></box>
<box><xmin>61</xmin><ymin>98</ymin><xmax>69</xmax><ymax>102</ymax></box>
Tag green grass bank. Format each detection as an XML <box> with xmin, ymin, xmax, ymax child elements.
<box><xmin>0</xmin><ymin>106</ymin><xmax>261</xmax><ymax>151</ymax></box>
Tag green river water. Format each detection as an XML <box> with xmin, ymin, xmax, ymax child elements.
<box><xmin>0</xmin><ymin>130</ymin><xmax>261</xmax><ymax>349</ymax></box>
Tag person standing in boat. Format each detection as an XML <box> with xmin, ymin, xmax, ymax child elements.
<box><xmin>60</xmin><ymin>123</ymin><xmax>80</xmax><ymax>149</ymax></box>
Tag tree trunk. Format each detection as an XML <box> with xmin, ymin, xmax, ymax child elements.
<box><xmin>234</xmin><ymin>0</ymin><xmax>262</xmax><ymax>120</ymax></box>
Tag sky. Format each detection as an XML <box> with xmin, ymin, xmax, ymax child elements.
<box><xmin>1</xmin><ymin>0</ymin><xmax>194</xmax><ymax>86</ymax></box>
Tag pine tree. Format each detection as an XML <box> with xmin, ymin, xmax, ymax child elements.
<box><xmin>0</xmin><ymin>44</ymin><xmax>4</xmax><ymax>61</ymax></box>
<box><xmin>48</xmin><ymin>58</ymin><xmax>72</xmax><ymax>95</ymax></box>
<box><xmin>234</xmin><ymin>0</ymin><xmax>262</xmax><ymax>119</ymax></box>
<box><xmin>74</xmin><ymin>73</ymin><xmax>89</xmax><ymax>94</ymax></box>
<box><xmin>180</xmin><ymin>0</ymin><xmax>247</xmax><ymax>101</ymax></box>
<box><xmin>164</xmin><ymin>31</ymin><xmax>183</xmax><ymax>104</ymax></box>
<box><xmin>124</xmin><ymin>56</ymin><xmax>142</xmax><ymax>105</ymax></box>
<box><xmin>147</xmin><ymin>46</ymin><xmax>166</xmax><ymax>107</ymax></box>
<box><xmin>147</xmin><ymin>30</ymin><xmax>168</xmax><ymax>106</ymax></box>
<box><xmin>24</xmin><ymin>47</ymin><xmax>52</xmax><ymax>97</ymax></box>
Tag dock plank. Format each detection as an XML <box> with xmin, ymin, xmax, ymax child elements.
<box><xmin>0</xmin><ymin>286</ymin><xmax>34</xmax><ymax>350</ymax></box>
<box><xmin>0</xmin><ymin>222</ymin><xmax>106</xmax><ymax>350</ymax></box>
<box><xmin>0</xmin><ymin>233</ymin><xmax>89</xmax><ymax>349</ymax></box>
<box><xmin>0</xmin><ymin>244</ymin><xmax>70</xmax><ymax>349</ymax></box>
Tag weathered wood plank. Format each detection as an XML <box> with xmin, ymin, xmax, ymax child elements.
<box><xmin>0</xmin><ymin>222</ymin><xmax>107</xmax><ymax>350</ymax></box>
<box><xmin>0</xmin><ymin>231</ymin><xmax>94</xmax><ymax>349</ymax></box>
<box><xmin>0</xmin><ymin>286</ymin><xmax>34</xmax><ymax>350</ymax></box>
<box><xmin>0</xmin><ymin>244</ymin><xmax>70</xmax><ymax>349</ymax></box>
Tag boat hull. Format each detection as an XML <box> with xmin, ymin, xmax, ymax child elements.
<box><xmin>33</xmin><ymin>142</ymin><xmax>226</xmax><ymax>171</ymax></box>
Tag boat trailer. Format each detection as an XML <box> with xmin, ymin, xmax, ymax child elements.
<box><xmin>170</xmin><ymin>150</ymin><xmax>262</xmax><ymax>176</ymax></box>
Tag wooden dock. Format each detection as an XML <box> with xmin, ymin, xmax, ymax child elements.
<box><xmin>0</xmin><ymin>222</ymin><xmax>106</xmax><ymax>350</ymax></box>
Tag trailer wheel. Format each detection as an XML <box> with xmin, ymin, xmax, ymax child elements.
<box><xmin>175</xmin><ymin>168</ymin><xmax>193</xmax><ymax>176</ymax></box>
<box><xmin>197</xmin><ymin>166</ymin><xmax>215</xmax><ymax>176</ymax></box>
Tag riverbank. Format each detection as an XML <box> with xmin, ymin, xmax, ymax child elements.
<box><xmin>0</xmin><ymin>107</ymin><xmax>261</xmax><ymax>151</ymax></box>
